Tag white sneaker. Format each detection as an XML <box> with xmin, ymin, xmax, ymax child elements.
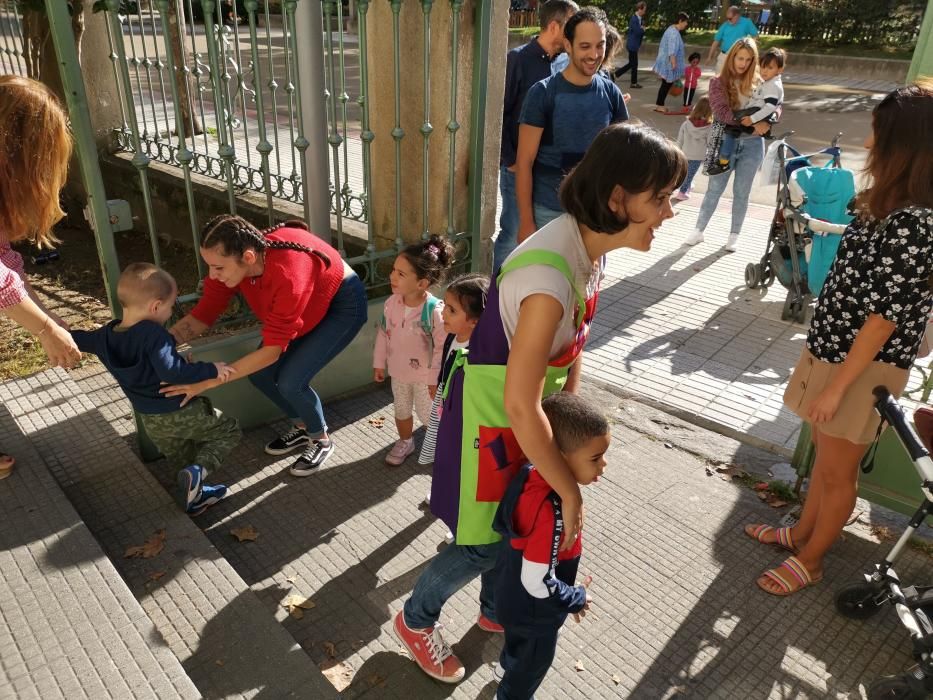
<box><xmin>724</xmin><ymin>233</ymin><xmax>739</xmax><ymax>252</ymax></box>
<box><xmin>672</xmin><ymin>191</ymin><xmax>690</xmax><ymax>202</ymax></box>
<box><xmin>684</xmin><ymin>228</ymin><xmax>705</xmax><ymax>246</ymax></box>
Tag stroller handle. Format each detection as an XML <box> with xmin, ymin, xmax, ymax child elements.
<box><xmin>872</xmin><ymin>387</ymin><xmax>933</xmax><ymax>488</ymax></box>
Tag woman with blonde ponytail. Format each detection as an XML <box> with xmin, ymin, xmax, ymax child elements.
<box><xmin>0</xmin><ymin>76</ymin><xmax>82</xmax><ymax>478</ymax></box>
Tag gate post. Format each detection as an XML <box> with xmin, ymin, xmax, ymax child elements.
<box><xmin>294</xmin><ymin>0</ymin><xmax>333</xmax><ymax>242</ymax></box>
<box><xmin>43</xmin><ymin>0</ymin><xmax>121</xmax><ymax>316</ymax></box>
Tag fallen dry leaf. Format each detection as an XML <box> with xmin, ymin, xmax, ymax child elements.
<box><xmin>230</xmin><ymin>525</ymin><xmax>259</xmax><ymax>542</ymax></box>
<box><xmin>320</xmin><ymin>660</ymin><xmax>353</xmax><ymax>692</ymax></box>
<box><xmin>367</xmin><ymin>673</ymin><xmax>387</xmax><ymax>688</ymax></box>
<box><xmin>285</xmin><ymin>575</ymin><xmax>296</xmax><ymax>584</ymax></box>
<box><xmin>124</xmin><ymin>530</ymin><xmax>166</xmax><ymax>559</ymax></box>
<box><xmin>757</xmin><ymin>492</ymin><xmax>770</xmax><ymax>501</ymax></box>
<box><xmin>612</xmin><ymin>674</ymin><xmax>622</xmax><ymax>685</ymax></box>
<box><xmin>215</xmin><ymin>659</ymin><xmax>224</xmax><ymax>667</ymax></box>
<box><xmin>368</xmin><ymin>416</ymin><xmax>385</xmax><ymax>428</ymax></box>
<box><xmin>704</xmin><ymin>466</ymin><xmax>715</xmax><ymax>477</ymax></box>
<box><xmin>768</xmin><ymin>499</ymin><xmax>789</xmax><ymax>509</ymax></box>
<box><xmin>716</xmin><ymin>465</ymin><xmax>747</xmax><ymax>482</ymax></box>
<box><xmin>281</xmin><ymin>595</ymin><xmax>316</xmax><ymax>619</ymax></box>
<box><xmin>847</xmin><ymin>510</ymin><xmax>865</xmax><ymax>526</ymax></box>
<box><xmin>147</xmin><ymin>571</ymin><xmax>166</xmax><ymax>582</ymax></box>
<box><xmin>323</xmin><ymin>641</ymin><xmax>337</xmax><ymax>659</ymax></box>
<box><xmin>574</xmin><ymin>660</ymin><xmax>585</xmax><ymax>672</ymax></box>
<box><xmin>871</xmin><ymin>525</ymin><xmax>894</xmax><ymax>541</ymax></box>
<box><xmin>753</xmin><ymin>482</ymin><xmax>770</xmax><ymax>491</ymax></box>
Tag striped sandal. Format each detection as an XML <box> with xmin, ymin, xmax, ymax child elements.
<box><xmin>757</xmin><ymin>556</ymin><xmax>822</xmax><ymax>597</ymax></box>
<box><xmin>744</xmin><ymin>524</ymin><xmax>797</xmax><ymax>553</ymax></box>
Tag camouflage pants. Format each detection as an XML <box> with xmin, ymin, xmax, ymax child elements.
<box><xmin>139</xmin><ymin>398</ymin><xmax>241</xmax><ymax>474</ymax></box>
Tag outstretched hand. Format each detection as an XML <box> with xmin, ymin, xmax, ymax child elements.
<box><xmin>160</xmin><ymin>377</ymin><xmax>218</xmax><ymax>407</ymax></box>
<box><xmin>572</xmin><ymin>575</ymin><xmax>593</xmax><ymax>623</ymax></box>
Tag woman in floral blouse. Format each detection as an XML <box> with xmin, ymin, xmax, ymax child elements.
<box><xmin>745</xmin><ymin>79</ymin><xmax>933</xmax><ymax>596</ymax></box>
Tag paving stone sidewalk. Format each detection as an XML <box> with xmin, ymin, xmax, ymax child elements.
<box><xmin>60</xmin><ymin>363</ymin><xmax>927</xmax><ymax>699</ymax></box>
<box><xmin>0</xmin><ymin>385</ymin><xmax>198</xmax><ymax>699</ymax></box>
<box><xmin>584</xmin><ymin>198</ymin><xmax>933</xmax><ymax>456</ymax></box>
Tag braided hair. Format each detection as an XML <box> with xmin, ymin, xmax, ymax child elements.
<box><xmin>400</xmin><ymin>234</ymin><xmax>455</xmax><ymax>286</ymax></box>
<box><xmin>200</xmin><ymin>214</ymin><xmax>331</xmax><ymax>268</ymax></box>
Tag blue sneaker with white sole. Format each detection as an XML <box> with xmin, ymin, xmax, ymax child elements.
<box><xmin>187</xmin><ymin>484</ymin><xmax>228</xmax><ymax>516</ymax></box>
<box><xmin>177</xmin><ymin>465</ymin><xmax>204</xmax><ymax>511</ymax></box>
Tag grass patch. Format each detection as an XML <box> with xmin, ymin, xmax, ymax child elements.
<box><xmin>767</xmin><ymin>480</ymin><xmax>798</xmax><ymax>503</ymax></box>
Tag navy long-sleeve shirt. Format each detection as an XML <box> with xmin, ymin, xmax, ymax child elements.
<box><xmin>501</xmin><ymin>37</ymin><xmax>556</xmax><ymax>168</ymax></box>
<box><xmin>626</xmin><ymin>13</ymin><xmax>645</xmax><ymax>52</ymax></box>
<box><xmin>72</xmin><ymin>320</ymin><xmax>218</xmax><ymax>414</ymax></box>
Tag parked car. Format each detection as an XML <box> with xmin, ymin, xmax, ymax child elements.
<box><xmin>189</xmin><ymin>0</ymin><xmax>247</xmax><ymax>25</ymax></box>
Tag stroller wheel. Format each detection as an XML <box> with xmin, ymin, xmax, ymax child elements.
<box><xmin>745</xmin><ymin>263</ymin><xmax>761</xmax><ymax>289</ymax></box>
<box><xmin>867</xmin><ymin>672</ymin><xmax>928</xmax><ymax>700</ymax></box>
<box><xmin>762</xmin><ymin>266</ymin><xmax>775</xmax><ymax>288</ymax></box>
<box><xmin>835</xmin><ymin>582</ymin><xmax>884</xmax><ymax>620</ymax></box>
<box><xmin>793</xmin><ymin>301</ymin><xmax>807</xmax><ymax>324</ymax></box>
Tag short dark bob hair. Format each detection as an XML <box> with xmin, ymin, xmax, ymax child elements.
<box><xmin>559</xmin><ymin>121</ymin><xmax>687</xmax><ymax>234</ymax></box>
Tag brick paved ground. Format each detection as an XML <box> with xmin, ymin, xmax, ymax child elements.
<box><xmin>584</xmin><ymin>198</ymin><xmax>933</xmax><ymax>455</ymax></box>
<box><xmin>63</xmin><ymin>361</ymin><xmax>926</xmax><ymax>698</ymax></box>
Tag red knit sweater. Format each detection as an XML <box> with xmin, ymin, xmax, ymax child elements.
<box><xmin>190</xmin><ymin>226</ymin><xmax>345</xmax><ymax>351</ymax></box>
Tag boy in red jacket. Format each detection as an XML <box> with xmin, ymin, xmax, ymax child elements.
<box><xmin>492</xmin><ymin>392</ymin><xmax>610</xmax><ymax>699</ymax></box>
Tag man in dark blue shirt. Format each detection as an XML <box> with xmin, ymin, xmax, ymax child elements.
<box><xmin>495</xmin><ymin>0</ymin><xmax>578</xmax><ymax>273</ymax></box>
<box><xmin>612</xmin><ymin>1</ymin><xmax>646</xmax><ymax>88</ymax></box>
<box><xmin>516</xmin><ymin>7</ymin><xmax>629</xmax><ymax>241</ymax></box>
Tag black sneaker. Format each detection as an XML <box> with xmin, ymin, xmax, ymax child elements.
<box><xmin>289</xmin><ymin>440</ymin><xmax>335</xmax><ymax>477</ymax></box>
<box><xmin>265</xmin><ymin>426</ymin><xmax>310</xmax><ymax>456</ymax></box>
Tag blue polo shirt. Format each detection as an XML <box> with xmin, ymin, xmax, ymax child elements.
<box><xmin>714</xmin><ymin>16</ymin><xmax>758</xmax><ymax>53</ymax></box>
<box><xmin>520</xmin><ymin>72</ymin><xmax>629</xmax><ymax>211</ymax></box>
<box><xmin>501</xmin><ymin>37</ymin><xmax>556</xmax><ymax>168</ymax></box>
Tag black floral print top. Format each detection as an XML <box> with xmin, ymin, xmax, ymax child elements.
<box><xmin>807</xmin><ymin>207</ymin><xmax>933</xmax><ymax>370</ymax></box>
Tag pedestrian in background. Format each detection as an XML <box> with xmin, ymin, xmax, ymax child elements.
<box><xmin>612</xmin><ymin>1</ymin><xmax>646</xmax><ymax>88</ymax></box>
<box><xmin>652</xmin><ymin>12</ymin><xmax>689</xmax><ymax>113</ymax></box>
<box><xmin>0</xmin><ymin>75</ymin><xmax>82</xmax><ymax>479</ymax></box>
<box><xmin>496</xmin><ymin>0</ymin><xmax>579</xmax><ymax>273</ymax></box>
<box><xmin>682</xmin><ymin>51</ymin><xmax>703</xmax><ymax>111</ymax></box>
<box><xmin>748</xmin><ymin>79</ymin><xmax>933</xmax><ymax>596</ymax></box>
<box><xmin>707</xmin><ymin>5</ymin><xmax>758</xmax><ymax>74</ymax></box>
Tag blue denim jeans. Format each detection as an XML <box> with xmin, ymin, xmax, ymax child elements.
<box><xmin>403</xmin><ymin>540</ymin><xmax>503</xmax><ymax>629</ymax></box>
<box><xmin>679</xmin><ymin>159</ymin><xmax>702</xmax><ymax>194</ymax></box>
<box><xmin>493</xmin><ymin>166</ymin><xmax>519</xmax><ymax>274</ymax></box>
<box><xmin>719</xmin><ymin>131</ymin><xmax>738</xmax><ymax>163</ymax></box>
<box><xmin>248</xmin><ymin>274</ymin><xmax>367</xmax><ymax>438</ymax></box>
<box><xmin>696</xmin><ymin>136</ymin><xmax>765</xmax><ymax>237</ymax></box>
<box><xmin>533</xmin><ymin>203</ymin><xmax>563</xmax><ymax>230</ymax></box>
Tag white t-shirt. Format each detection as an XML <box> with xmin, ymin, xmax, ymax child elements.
<box><xmin>498</xmin><ymin>214</ymin><xmax>604</xmax><ymax>359</ymax></box>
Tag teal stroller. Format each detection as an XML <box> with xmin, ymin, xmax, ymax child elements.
<box><xmin>744</xmin><ymin>133</ymin><xmax>855</xmax><ymax>324</ymax></box>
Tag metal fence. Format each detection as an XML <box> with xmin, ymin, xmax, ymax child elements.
<box><xmin>0</xmin><ymin>0</ymin><xmax>490</xmax><ymax>308</ymax></box>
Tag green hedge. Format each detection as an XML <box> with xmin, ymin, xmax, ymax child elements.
<box><xmin>771</xmin><ymin>0</ymin><xmax>924</xmax><ymax>48</ymax></box>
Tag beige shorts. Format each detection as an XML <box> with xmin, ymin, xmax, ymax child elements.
<box><xmin>783</xmin><ymin>348</ymin><xmax>909</xmax><ymax>444</ymax></box>
<box><xmin>391</xmin><ymin>379</ymin><xmax>433</xmax><ymax>425</ymax></box>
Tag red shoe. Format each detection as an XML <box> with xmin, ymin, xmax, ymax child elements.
<box><xmin>393</xmin><ymin>611</ymin><xmax>465</xmax><ymax>683</ymax></box>
<box><xmin>476</xmin><ymin>613</ymin><xmax>504</xmax><ymax>633</ymax></box>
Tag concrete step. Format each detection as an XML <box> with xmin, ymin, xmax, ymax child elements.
<box><xmin>0</xmin><ymin>391</ymin><xmax>198</xmax><ymax>699</ymax></box>
<box><xmin>0</xmin><ymin>368</ymin><xmax>337</xmax><ymax>699</ymax></box>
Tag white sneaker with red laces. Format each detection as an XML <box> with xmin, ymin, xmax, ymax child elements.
<box><xmin>393</xmin><ymin>611</ymin><xmax>465</xmax><ymax>683</ymax></box>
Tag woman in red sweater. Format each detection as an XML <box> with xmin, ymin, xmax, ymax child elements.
<box><xmin>165</xmin><ymin>215</ymin><xmax>367</xmax><ymax>475</ymax></box>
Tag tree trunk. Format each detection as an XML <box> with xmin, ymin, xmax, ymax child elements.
<box><xmin>167</xmin><ymin>0</ymin><xmax>203</xmax><ymax>136</ymax></box>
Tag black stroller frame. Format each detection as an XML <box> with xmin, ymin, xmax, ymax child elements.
<box><xmin>834</xmin><ymin>387</ymin><xmax>933</xmax><ymax>700</ymax></box>
<box><xmin>744</xmin><ymin>132</ymin><xmax>843</xmax><ymax>325</ymax></box>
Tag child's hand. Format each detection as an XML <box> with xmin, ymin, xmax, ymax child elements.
<box><xmin>740</xmin><ymin>116</ymin><xmax>753</xmax><ymax>126</ymax></box>
<box><xmin>623</xmin><ymin>93</ymin><xmax>632</xmax><ymax>103</ymax></box>
<box><xmin>573</xmin><ymin>576</ymin><xmax>593</xmax><ymax>623</ymax></box>
<box><xmin>213</xmin><ymin>361</ymin><xmax>236</xmax><ymax>383</ymax></box>
<box><xmin>374</xmin><ymin>368</ymin><xmax>385</xmax><ymax>382</ymax></box>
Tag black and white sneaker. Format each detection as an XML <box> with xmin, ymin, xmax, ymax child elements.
<box><xmin>289</xmin><ymin>440</ymin><xmax>335</xmax><ymax>476</ymax></box>
<box><xmin>265</xmin><ymin>426</ymin><xmax>310</xmax><ymax>456</ymax></box>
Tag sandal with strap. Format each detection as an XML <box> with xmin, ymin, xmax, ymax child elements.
<box><xmin>0</xmin><ymin>452</ymin><xmax>15</xmax><ymax>480</ymax></box>
<box><xmin>744</xmin><ymin>523</ymin><xmax>798</xmax><ymax>553</ymax></box>
<box><xmin>757</xmin><ymin>556</ymin><xmax>822</xmax><ymax>597</ymax></box>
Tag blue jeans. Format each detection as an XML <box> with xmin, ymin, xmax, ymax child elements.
<box><xmin>696</xmin><ymin>136</ymin><xmax>765</xmax><ymax>237</ymax></box>
<box><xmin>494</xmin><ymin>166</ymin><xmax>519</xmax><ymax>274</ymax></box>
<box><xmin>403</xmin><ymin>540</ymin><xmax>503</xmax><ymax>629</ymax></box>
<box><xmin>719</xmin><ymin>132</ymin><xmax>738</xmax><ymax>163</ymax></box>
<box><xmin>533</xmin><ymin>202</ymin><xmax>563</xmax><ymax>230</ymax></box>
<box><xmin>679</xmin><ymin>159</ymin><xmax>702</xmax><ymax>194</ymax></box>
<box><xmin>248</xmin><ymin>274</ymin><xmax>367</xmax><ymax>438</ymax></box>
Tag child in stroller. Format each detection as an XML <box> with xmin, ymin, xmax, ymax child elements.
<box><xmin>743</xmin><ymin>131</ymin><xmax>854</xmax><ymax>324</ymax></box>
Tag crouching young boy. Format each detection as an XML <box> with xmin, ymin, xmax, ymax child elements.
<box><xmin>493</xmin><ymin>392</ymin><xmax>610</xmax><ymax>699</ymax></box>
<box><xmin>71</xmin><ymin>263</ymin><xmax>240</xmax><ymax>515</ymax></box>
